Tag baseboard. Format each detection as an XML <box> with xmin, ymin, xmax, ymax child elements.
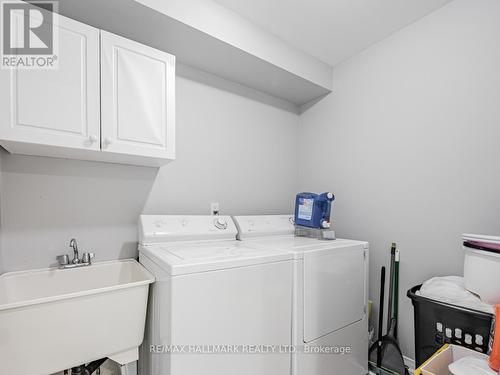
<box><xmin>403</xmin><ymin>355</ymin><xmax>416</xmax><ymax>374</ymax></box>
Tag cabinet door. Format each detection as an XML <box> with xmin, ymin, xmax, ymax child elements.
<box><xmin>303</xmin><ymin>244</ymin><xmax>366</xmax><ymax>343</ymax></box>
<box><xmin>0</xmin><ymin>13</ymin><xmax>100</xmax><ymax>150</ymax></box>
<box><xmin>100</xmin><ymin>31</ymin><xmax>175</xmax><ymax>160</ymax></box>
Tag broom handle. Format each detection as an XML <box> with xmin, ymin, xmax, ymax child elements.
<box><xmin>378</xmin><ymin>266</ymin><xmax>386</xmax><ymax>340</ymax></box>
<box><xmin>387</xmin><ymin>243</ymin><xmax>396</xmax><ymax>332</ymax></box>
<box><xmin>377</xmin><ymin>266</ymin><xmax>386</xmax><ymax>367</ymax></box>
<box><xmin>394</xmin><ymin>248</ymin><xmax>400</xmax><ymax>339</ymax></box>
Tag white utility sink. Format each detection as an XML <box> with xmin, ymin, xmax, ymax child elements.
<box><xmin>0</xmin><ymin>259</ymin><xmax>154</xmax><ymax>375</ymax></box>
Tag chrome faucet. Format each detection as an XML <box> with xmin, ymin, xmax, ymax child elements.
<box><xmin>69</xmin><ymin>238</ymin><xmax>80</xmax><ymax>264</ymax></box>
<box><xmin>56</xmin><ymin>238</ymin><xmax>95</xmax><ymax>269</ymax></box>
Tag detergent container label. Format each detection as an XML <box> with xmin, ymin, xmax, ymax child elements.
<box><xmin>298</xmin><ymin>198</ymin><xmax>314</xmax><ymax>220</ymax></box>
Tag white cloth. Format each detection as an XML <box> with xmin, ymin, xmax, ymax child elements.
<box><xmin>418</xmin><ymin>276</ymin><xmax>494</xmax><ymax>314</ymax></box>
<box><xmin>449</xmin><ymin>356</ymin><xmax>496</xmax><ymax>375</ymax></box>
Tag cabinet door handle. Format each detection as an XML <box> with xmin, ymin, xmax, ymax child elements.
<box><xmin>88</xmin><ymin>135</ymin><xmax>98</xmax><ymax>143</ymax></box>
<box><xmin>104</xmin><ymin>137</ymin><xmax>113</xmax><ymax>147</ymax></box>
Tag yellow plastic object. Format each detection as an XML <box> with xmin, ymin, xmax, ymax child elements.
<box><xmin>414</xmin><ymin>344</ymin><xmax>449</xmax><ymax>375</ymax></box>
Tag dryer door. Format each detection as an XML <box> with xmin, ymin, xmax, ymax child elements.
<box><xmin>303</xmin><ymin>244</ymin><xmax>366</xmax><ymax>343</ymax></box>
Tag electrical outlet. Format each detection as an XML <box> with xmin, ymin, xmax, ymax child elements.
<box><xmin>210</xmin><ymin>202</ymin><xmax>220</xmax><ymax>216</ymax></box>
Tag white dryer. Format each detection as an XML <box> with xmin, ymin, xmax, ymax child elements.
<box><xmin>233</xmin><ymin>215</ymin><xmax>369</xmax><ymax>375</ymax></box>
<box><xmin>137</xmin><ymin>215</ymin><xmax>294</xmax><ymax>375</ymax></box>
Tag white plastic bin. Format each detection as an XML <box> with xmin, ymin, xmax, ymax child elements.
<box><xmin>416</xmin><ymin>344</ymin><xmax>492</xmax><ymax>375</ymax></box>
<box><xmin>463</xmin><ymin>244</ymin><xmax>500</xmax><ymax>305</ymax></box>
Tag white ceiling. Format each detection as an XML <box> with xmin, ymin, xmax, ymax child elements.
<box><xmin>213</xmin><ymin>0</ymin><xmax>453</xmax><ymax>66</ymax></box>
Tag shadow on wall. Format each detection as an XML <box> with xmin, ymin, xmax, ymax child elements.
<box><xmin>0</xmin><ymin>150</ymin><xmax>159</xmax><ymax>272</ymax></box>
<box><xmin>177</xmin><ymin>64</ymin><xmax>300</xmax><ymax>115</ymax></box>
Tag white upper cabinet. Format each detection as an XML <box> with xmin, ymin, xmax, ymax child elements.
<box><xmin>0</xmin><ymin>14</ymin><xmax>100</xmax><ymax>151</ymax></box>
<box><xmin>0</xmin><ymin>13</ymin><xmax>176</xmax><ymax>167</ymax></box>
<box><xmin>100</xmin><ymin>31</ymin><xmax>175</xmax><ymax>160</ymax></box>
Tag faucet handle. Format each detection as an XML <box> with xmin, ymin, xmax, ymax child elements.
<box><xmin>82</xmin><ymin>252</ymin><xmax>95</xmax><ymax>264</ymax></box>
<box><xmin>56</xmin><ymin>254</ymin><xmax>69</xmax><ymax>265</ymax></box>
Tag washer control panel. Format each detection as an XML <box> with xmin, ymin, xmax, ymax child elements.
<box><xmin>139</xmin><ymin>215</ymin><xmax>237</xmax><ymax>244</ymax></box>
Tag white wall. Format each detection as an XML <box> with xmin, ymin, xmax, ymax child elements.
<box><xmin>298</xmin><ymin>0</ymin><xmax>500</xmax><ymax>359</ymax></box>
<box><xmin>0</xmin><ymin>74</ymin><xmax>298</xmax><ymax>272</ymax></box>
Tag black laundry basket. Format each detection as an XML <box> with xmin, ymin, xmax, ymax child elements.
<box><xmin>407</xmin><ymin>284</ymin><xmax>494</xmax><ymax>367</ymax></box>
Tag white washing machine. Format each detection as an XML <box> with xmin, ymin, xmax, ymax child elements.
<box><xmin>137</xmin><ymin>215</ymin><xmax>294</xmax><ymax>375</ymax></box>
<box><xmin>233</xmin><ymin>215</ymin><xmax>369</xmax><ymax>375</ymax></box>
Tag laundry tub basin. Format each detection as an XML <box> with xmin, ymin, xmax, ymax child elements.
<box><xmin>0</xmin><ymin>259</ymin><xmax>154</xmax><ymax>375</ymax></box>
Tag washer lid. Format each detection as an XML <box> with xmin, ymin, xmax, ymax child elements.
<box><xmin>140</xmin><ymin>240</ymin><xmax>293</xmax><ymax>275</ymax></box>
<box><xmin>233</xmin><ymin>215</ymin><xmax>295</xmax><ymax>239</ymax></box>
<box><xmin>139</xmin><ymin>215</ymin><xmax>237</xmax><ymax>244</ymax></box>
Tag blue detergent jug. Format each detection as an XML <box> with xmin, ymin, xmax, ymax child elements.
<box><xmin>294</xmin><ymin>192</ymin><xmax>335</xmax><ymax>229</ymax></box>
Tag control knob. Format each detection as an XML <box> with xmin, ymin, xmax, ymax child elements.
<box><xmin>214</xmin><ymin>217</ymin><xmax>228</xmax><ymax>230</ymax></box>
